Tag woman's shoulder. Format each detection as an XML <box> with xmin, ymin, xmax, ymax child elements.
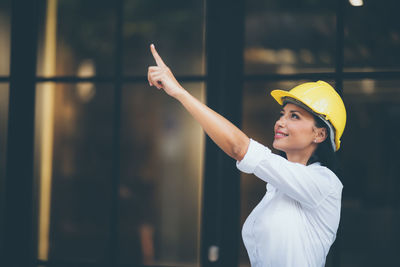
<box><xmin>308</xmin><ymin>162</ymin><xmax>343</xmax><ymax>190</ymax></box>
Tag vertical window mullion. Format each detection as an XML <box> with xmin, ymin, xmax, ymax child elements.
<box><xmin>202</xmin><ymin>0</ymin><xmax>245</xmax><ymax>266</ymax></box>
<box><xmin>4</xmin><ymin>0</ymin><xmax>39</xmax><ymax>266</ymax></box>
<box><xmin>107</xmin><ymin>0</ymin><xmax>124</xmax><ymax>265</ymax></box>
<box><xmin>335</xmin><ymin>0</ymin><xmax>345</xmax><ymax>96</ymax></box>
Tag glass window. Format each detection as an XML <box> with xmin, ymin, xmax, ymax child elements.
<box><xmin>34</xmin><ymin>83</ymin><xmax>115</xmax><ymax>261</ymax></box>
<box><xmin>0</xmin><ymin>0</ymin><xmax>11</xmax><ymax>76</ymax></box>
<box><xmin>122</xmin><ymin>0</ymin><xmax>205</xmax><ymax>76</ymax></box>
<box><xmin>344</xmin><ymin>0</ymin><xmax>400</xmax><ymax>71</ymax></box>
<box><xmin>36</xmin><ymin>0</ymin><xmax>117</xmax><ymax>77</ymax></box>
<box><xmin>339</xmin><ymin>79</ymin><xmax>400</xmax><ymax>266</ymax></box>
<box><xmin>118</xmin><ymin>82</ymin><xmax>205</xmax><ymax>266</ymax></box>
<box><xmin>0</xmin><ymin>83</ymin><xmax>9</xmax><ymax>259</ymax></box>
<box><xmin>245</xmin><ymin>0</ymin><xmax>336</xmax><ymax>74</ymax></box>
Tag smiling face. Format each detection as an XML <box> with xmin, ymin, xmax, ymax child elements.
<box><xmin>273</xmin><ymin>103</ymin><xmax>327</xmax><ymax>163</ymax></box>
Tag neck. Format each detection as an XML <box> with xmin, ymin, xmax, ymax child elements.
<box><xmin>285</xmin><ymin>145</ymin><xmax>316</xmax><ymax>165</ymax></box>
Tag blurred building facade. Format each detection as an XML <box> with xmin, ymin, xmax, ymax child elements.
<box><xmin>1</xmin><ymin>0</ymin><xmax>400</xmax><ymax>267</ymax></box>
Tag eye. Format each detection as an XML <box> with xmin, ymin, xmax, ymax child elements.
<box><xmin>279</xmin><ymin>111</ymin><xmax>284</xmax><ymax>117</ymax></box>
<box><xmin>291</xmin><ymin>113</ymin><xmax>300</xmax><ymax>119</ymax></box>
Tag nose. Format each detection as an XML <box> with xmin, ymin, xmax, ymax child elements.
<box><xmin>276</xmin><ymin>116</ymin><xmax>286</xmax><ymax>128</ymax></box>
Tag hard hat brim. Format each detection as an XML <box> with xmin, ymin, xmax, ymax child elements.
<box><xmin>271</xmin><ymin>89</ymin><xmax>302</xmax><ymax>106</ymax></box>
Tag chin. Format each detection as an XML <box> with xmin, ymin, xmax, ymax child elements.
<box><xmin>272</xmin><ymin>140</ymin><xmax>284</xmax><ymax>151</ymax></box>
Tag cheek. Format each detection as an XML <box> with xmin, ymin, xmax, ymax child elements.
<box><xmin>288</xmin><ymin>123</ymin><xmax>314</xmax><ymax>140</ymax></box>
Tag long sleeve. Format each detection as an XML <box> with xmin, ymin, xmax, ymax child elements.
<box><xmin>237</xmin><ymin>139</ymin><xmax>337</xmax><ymax>209</ymax></box>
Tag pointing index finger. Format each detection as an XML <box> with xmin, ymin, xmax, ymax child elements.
<box><xmin>150</xmin><ymin>44</ymin><xmax>166</xmax><ymax>67</ymax></box>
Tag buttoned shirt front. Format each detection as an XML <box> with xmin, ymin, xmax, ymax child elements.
<box><xmin>237</xmin><ymin>139</ymin><xmax>343</xmax><ymax>267</ymax></box>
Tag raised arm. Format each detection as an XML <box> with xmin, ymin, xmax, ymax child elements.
<box><xmin>147</xmin><ymin>44</ymin><xmax>250</xmax><ymax>161</ymax></box>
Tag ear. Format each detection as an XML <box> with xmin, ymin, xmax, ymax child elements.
<box><xmin>314</xmin><ymin>127</ymin><xmax>327</xmax><ymax>144</ymax></box>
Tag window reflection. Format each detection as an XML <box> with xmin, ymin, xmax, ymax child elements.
<box><xmin>344</xmin><ymin>0</ymin><xmax>400</xmax><ymax>71</ymax></box>
<box><xmin>36</xmin><ymin>0</ymin><xmax>117</xmax><ymax>77</ymax></box>
<box><xmin>119</xmin><ymin>83</ymin><xmax>204</xmax><ymax>266</ymax></box>
<box><xmin>245</xmin><ymin>0</ymin><xmax>336</xmax><ymax>74</ymax></box>
<box><xmin>35</xmin><ymin>83</ymin><xmax>114</xmax><ymax>261</ymax></box>
<box><xmin>339</xmin><ymin>80</ymin><xmax>400</xmax><ymax>266</ymax></box>
<box><xmin>123</xmin><ymin>0</ymin><xmax>205</xmax><ymax>76</ymax></box>
<box><xmin>0</xmin><ymin>0</ymin><xmax>11</xmax><ymax>76</ymax></box>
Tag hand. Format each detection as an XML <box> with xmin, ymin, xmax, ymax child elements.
<box><xmin>147</xmin><ymin>44</ymin><xmax>185</xmax><ymax>98</ymax></box>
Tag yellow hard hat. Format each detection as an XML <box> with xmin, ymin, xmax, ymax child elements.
<box><xmin>271</xmin><ymin>80</ymin><xmax>346</xmax><ymax>151</ymax></box>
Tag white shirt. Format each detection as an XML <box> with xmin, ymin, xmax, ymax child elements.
<box><xmin>237</xmin><ymin>139</ymin><xmax>343</xmax><ymax>267</ymax></box>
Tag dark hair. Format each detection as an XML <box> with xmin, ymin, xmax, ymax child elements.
<box><xmin>278</xmin><ymin>114</ymin><xmax>338</xmax><ymax>174</ymax></box>
<box><xmin>307</xmin><ymin>115</ymin><xmax>338</xmax><ymax>173</ymax></box>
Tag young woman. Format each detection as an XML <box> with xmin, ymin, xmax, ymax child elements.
<box><xmin>147</xmin><ymin>44</ymin><xmax>346</xmax><ymax>267</ymax></box>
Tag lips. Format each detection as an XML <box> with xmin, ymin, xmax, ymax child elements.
<box><xmin>274</xmin><ymin>130</ymin><xmax>288</xmax><ymax>138</ymax></box>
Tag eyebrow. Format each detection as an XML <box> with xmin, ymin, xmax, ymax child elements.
<box><xmin>281</xmin><ymin>109</ymin><xmax>302</xmax><ymax>115</ymax></box>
